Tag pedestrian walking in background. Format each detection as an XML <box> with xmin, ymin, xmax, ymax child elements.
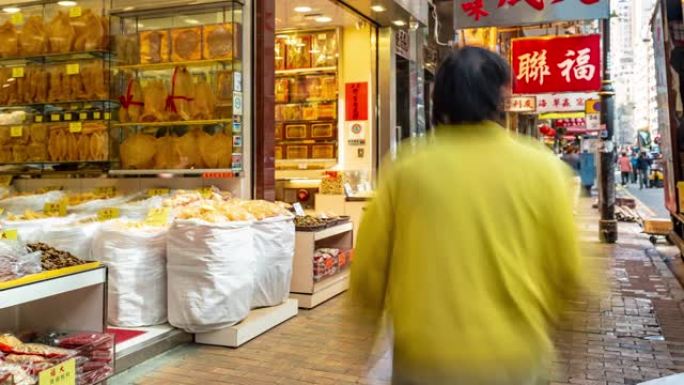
<box><xmin>618</xmin><ymin>152</ymin><xmax>633</xmax><ymax>186</ymax></box>
<box><xmin>561</xmin><ymin>146</ymin><xmax>581</xmax><ymax>175</ymax></box>
<box><xmin>637</xmin><ymin>152</ymin><xmax>650</xmax><ymax>189</ymax></box>
<box><xmin>351</xmin><ymin>47</ymin><xmax>590</xmax><ymax>385</ymax></box>
<box><xmin>630</xmin><ymin>152</ymin><xmax>639</xmax><ymax>183</ymax></box>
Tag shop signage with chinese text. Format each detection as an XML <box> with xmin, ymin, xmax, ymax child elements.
<box><xmin>505</xmin><ymin>95</ymin><xmax>537</xmax><ymax>112</ymax></box>
<box><xmin>511</xmin><ymin>34</ymin><xmax>602</xmax><ymax>94</ymax></box>
<box><xmin>535</xmin><ymin>92</ymin><xmax>598</xmax><ymax>113</ymax></box>
<box><xmin>455</xmin><ymin>0</ymin><xmax>609</xmax><ymax>29</ymax></box>
<box><xmin>345</xmin><ymin>82</ymin><xmax>369</xmax><ymax>121</ymax></box>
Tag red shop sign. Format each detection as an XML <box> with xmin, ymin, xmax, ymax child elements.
<box><xmin>511</xmin><ymin>34</ymin><xmax>601</xmax><ymax>94</ymax></box>
<box><xmin>345</xmin><ymin>82</ymin><xmax>368</xmax><ymax>121</ymax></box>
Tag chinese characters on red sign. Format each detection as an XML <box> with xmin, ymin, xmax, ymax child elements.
<box><xmin>345</xmin><ymin>82</ymin><xmax>368</xmax><ymax>121</ymax></box>
<box><xmin>461</xmin><ymin>0</ymin><xmax>600</xmax><ymax>22</ymax></box>
<box><xmin>511</xmin><ymin>34</ymin><xmax>601</xmax><ymax>94</ymax></box>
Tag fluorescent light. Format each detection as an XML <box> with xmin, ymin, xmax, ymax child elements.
<box><xmin>294</xmin><ymin>6</ymin><xmax>312</xmax><ymax>13</ymax></box>
<box><xmin>2</xmin><ymin>7</ymin><xmax>20</xmax><ymax>13</ymax></box>
<box><xmin>315</xmin><ymin>16</ymin><xmax>332</xmax><ymax>23</ymax></box>
<box><xmin>392</xmin><ymin>20</ymin><xmax>406</xmax><ymax>27</ymax></box>
<box><xmin>57</xmin><ymin>1</ymin><xmax>77</xmax><ymax>6</ymax></box>
<box><xmin>185</xmin><ymin>19</ymin><xmax>200</xmax><ymax>25</ymax></box>
<box><xmin>371</xmin><ymin>5</ymin><xmax>386</xmax><ymax>12</ymax></box>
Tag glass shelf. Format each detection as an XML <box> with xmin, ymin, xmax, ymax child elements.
<box><xmin>0</xmin><ymin>100</ymin><xmax>118</xmax><ymax>110</ymax></box>
<box><xmin>112</xmin><ymin>119</ymin><xmax>233</xmax><ymax>128</ymax></box>
<box><xmin>115</xmin><ymin>58</ymin><xmax>234</xmax><ymax>71</ymax></box>
<box><xmin>0</xmin><ymin>50</ymin><xmax>112</xmax><ymax>66</ymax></box>
<box><xmin>275</xmin><ymin>66</ymin><xmax>337</xmax><ymax>77</ymax></box>
<box><xmin>276</xmin><ymin>99</ymin><xmax>338</xmax><ymax>105</ymax></box>
<box><xmin>108</xmin><ymin>168</ymin><xmax>242</xmax><ymax>177</ymax></box>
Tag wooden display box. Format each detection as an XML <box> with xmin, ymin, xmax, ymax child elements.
<box><xmin>643</xmin><ymin>219</ymin><xmax>673</xmax><ymax>234</ymax></box>
<box><xmin>291</xmin><ymin>223</ymin><xmax>353</xmax><ymax>309</ymax></box>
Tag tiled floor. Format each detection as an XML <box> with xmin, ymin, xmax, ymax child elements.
<box><xmin>111</xmin><ymin>199</ymin><xmax>684</xmax><ymax>385</ymax></box>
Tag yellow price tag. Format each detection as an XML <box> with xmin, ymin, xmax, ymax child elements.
<box><xmin>68</xmin><ymin>6</ymin><xmax>82</xmax><ymax>18</ymax></box>
<box><xmin>0</xmin><ymin>229</ymin><xmax>17</xmax><ymax>241</ymax></box>
<box><xmin>68</xmin><ymin>122</ymin><xmax>82</xmax><ymax>133</ymax></box>
<box><xmin>10</xmin><ymin>126</ymin><xmax>22</xmax><ymax>138</ymax></box>
<box><xmin>63</xmin><ymin>113</ymin><xmax>72</xmax><ymax>121</ymax></box>
<box><xmin>83</xmin><ymin>103</ymin><xmax>92</xmax><ymax>109</ymax></box>
<box><xmin>38</xmin><ymin>358</ymin><xmax>75</xmax><ymax>385</ymax></box>
<box><xmin>93</xmin><ymin>111</ymin><xmax>101</xmax><ymax>120</ymax></box>
<box><xmin>145</xmin><ymin>207</ymin><xmax>170</xmax><ymax>226</ymax></box>
<box><xmin>104</xmin><ymin>112</ymin><xmax>111</xmax><ymax>120</ymax></box>
<box><xmin>197</xmin><ymin>187</ymin><xmax>213</xmax><ymax>198</ymax></box>
<box><xmin>147</xmin><ymin>188</ymin><xmax>169</xmax><ymax>197</ymax></box>
<box><xmin>97</xmin><ymin>207</ymin><xmax>120</xmax><ymax>221</ymax></box>
<box><xmin>11</xmin><ymin>66</ymin><xmax>24</xmax><ymax>78</ymax></box>
<box><xmin>0</xmin><ymin>176</ymin><xmax>12</xmax><ymax>186</ymax></box>
<box><xmin>41</xmin><ymin>186</ymin><xmax>63</xmax><ymax>192</ymax></box>
<box><xmin>66</xmin><ymin>63</ymin><xmax>79</xmax><ymax>75</ymax></box>
<box><xmin>51</xmin><ymin>114</ymin><xmax>60</xmax><ymax>122</ymax></box>
<box><xmin>10</xmin><ymin>12</ymin><xmax>23</xmax><ymax>25</ymax></box>
<box><xmin>79</xmin><ymin>112</ymin><xmax>88</xmax><ymax>120</ymax></box>
<box><xmin>94</xmin><ymin>186</ymin><xmax>116</xmax><ymax>197</ymax></box>
<box><xmin>43</xmin><ymin>200</ymin><xmax>67</xmax><ymax>217</ymax></box>
<box><xmin>34</xmin><ymin>115</ymin><xmax>43</xmax><ymax>123</ymax></box>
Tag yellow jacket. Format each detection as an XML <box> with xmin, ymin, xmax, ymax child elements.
<box><xmin>351</xmin><ymin>121</ymin><xmax>587</xmax><ymax>376</ymax></box>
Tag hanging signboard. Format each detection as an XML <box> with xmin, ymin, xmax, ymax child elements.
<box><xmin>345</xmin><ymin>82</ymin><xmax>369</xmax><ymax>121</ymax></box>
<box><xmin>505</xmin><ymin>95</ymin><xmax>536</xmax><ymax>112</ymax></box>
<box><xmin>454</xmin><ymin>0</ymin><xmax>609</xmax><ymax>29</ymax></box>
<box><xmin>535</xmin><ymin>92</ymin><xmax>599</xmax><ymax>113</ymax></box>
<box><xmin>511</xmin><ymin>34</ymin><xmax>602</xmax><ymax>94</ymax></box>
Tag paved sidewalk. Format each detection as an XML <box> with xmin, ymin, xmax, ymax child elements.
<box><xmin>111</xmin><ymin>197</ymin><xmax>684</xmax><ymax>385</ymax></box>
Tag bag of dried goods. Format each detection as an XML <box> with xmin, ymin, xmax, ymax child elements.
<box><xmin>120</xmin><ymin>132</ymin><xmax>156</xmax><ymax>169</ymax></box>
<box><xmin>0</xmin><ymin>190</ymin><xmax>65</xmax><ymax>214</ymax></box>
<box><xmin>167</xmin><ymin>217</ymin><xmax>255</xmax><ymax>332</ymax></box>
<box><xmin>19</xmin><ymin>16</ymin><xmax>47</xmax><ymax>56</ymax></box>
<box><xmin>40</xmin><ymin>219</ymin><xmax>100</xmax><ymax>260</ymax></box>
<box><xmin>1</xmin><ymin>215</ymin><xmax>75</xmax><ymax>244</ymax></box>
<box><xmin>241</xmin><ymin>200</ymin><xmax>295</xmax><ymax>308</ymax></box>
<box><xmin>118</xmin><ymin>195</ymin><xmax>163</xmax><ymax>220</ymax></box>
<box><xmin>92</xmin><ymin>220</ymin><xmax>167</xmax><ymax>326</ymax></box>
<box><xmin>47</xmin><ymin>11</ymin><xmax>75</xmax><ymax>53</ymax></box>
<box><xmin>0</xmin><ymin>21</ymin><xmax>19</xmax><ymax>58</ymax></box>
<box><xmin>0</xmin><ymin>241</ymin><xmax>42</xmax><ymax>282</ymax></box>
<box><xmin>0</xmin><ymin>362</ymin><xmax>33</xmax><ymax>385</ymax></box>
<box><xmin>72</xmin><ymin>9</ymin><xmax>105</xmax><ymax>52</ymax></box>
<box><xmin>171</xmin><ymin>27</ymin><xmax>201</xmax><ymax>62</ymax></box>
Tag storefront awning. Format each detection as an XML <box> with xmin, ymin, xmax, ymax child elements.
<box><xmin>538</xmin><ymin>112</ymin><xmax>585</xmax><ymax>120</ymax></box>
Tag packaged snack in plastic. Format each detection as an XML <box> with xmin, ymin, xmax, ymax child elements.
<box><xmin>78</xmin><ymin>365</ymin><xmax>113</xmax><ymax>385</ymax></box>
<box><xmin>0</xmin><ymin>362</ymin><xmax>33</xmax><ymax>385</ymax></box>
<box><xmin>0</xmin><ymin>333</ymin><xmax>23</xmax><ymax>352</ymax></box>
<box><xmin>10</xmin><ymin>343</ymin><xmax>76</xmax><ymax>359</ymax></box>
<box><xmin>55</xmin><ymin>332</ymin><xmax>113</xmax><ymax>351</ymax></box>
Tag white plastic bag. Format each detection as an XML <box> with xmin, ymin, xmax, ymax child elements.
<box><xmin>41</xmin><ymin>219</ymin><xmax>100</xmax><ymax>260</ymax></box>
<box><xmin>92</xmin><ymin>221</ymin><xmax>167</xmax><ymax>327</ymax></box>
<box><xmin>0</xmin><ymin>216</ymin><xmax>77</xmax><ymax>244</ymax></box>
<box><xmin>118</xmin><ymin>196</ymin><xmax>163</xmax><ymax>220</ymax></box>
<box><xmin>167</xmin><ymin>219</ymin><xmax>255</xmax><ymax>333</ymax></box>
<box><xmin>251</xmin><ymin>216</ymin><xmax>295</xmax><ymax>308</ymax></box>
<box><xmin>0</xmin><ymin>191</ymin><xmax>65</xmax><ymax>214</ymax></box>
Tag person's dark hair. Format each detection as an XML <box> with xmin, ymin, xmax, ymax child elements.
<box><xmin>432</xmin><ymin>46</ymin><xmax>511</xmax><ymax>126</ymax></box>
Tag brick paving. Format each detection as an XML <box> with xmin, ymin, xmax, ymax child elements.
<box><xmin>111</xmin><ymin>198</ymin><xmax>684</xmax><ymax>385</ymax></box>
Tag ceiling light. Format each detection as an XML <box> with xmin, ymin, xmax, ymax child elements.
<box><xmin>370</xmin><ymin>5</ymin><xmax>386</xmax><ymax>12</ymax></box>
<box><xmin>392</xmin><ymin>20</ymin><xmax>406</xmax><ymax>27</ymax></box>
<box><xmin>315</xmin><ymin>16</ymin><xmax>332</xmax><ymax>23</ymax></box>
<box><xmin>185</xmin><ymin>19</ymin><xmax>200</xmax><ymax>25</ymax></box>
<box><xmin>2</xmin><ymin>7</ymin><xmax>20</xmax><ymax>13</ymax></box>
<box><xmin>57</xmin><ymin>1</ymin><xmax>77</xmax><ymax>6</ymax></box>
<box><xmin>294</xmin><ymin>6</ymin><xmax>312</xmax><ymax>13</ymax></box>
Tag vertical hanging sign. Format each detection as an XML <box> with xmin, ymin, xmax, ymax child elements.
<box><xmin>345</xmin><ymin>82</ymin><xmax>368</xmax><ymax>121</ymax></box>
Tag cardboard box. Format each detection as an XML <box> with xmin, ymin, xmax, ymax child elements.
<box><xmin>643</xmin><ymin>219</ymin><xmax>673</xmax><ymax>234</ymax></box>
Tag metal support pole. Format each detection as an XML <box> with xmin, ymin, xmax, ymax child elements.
<box><xmin>599</xmin><ymin>17</ymin><xmax>618</xmax><ymax>243</ymax></box>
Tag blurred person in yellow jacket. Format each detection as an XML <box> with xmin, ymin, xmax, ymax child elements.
<box><xmin>350</xmin><ymin>47</ymin><xmax>589</xmax><ymax>385</ymax></box>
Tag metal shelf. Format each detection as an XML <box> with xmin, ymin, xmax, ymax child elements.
<box><xmin>109</xmin><ymin>168</ymin><xmax>242</xmax><ymax>177</ymax></box>
<box><xmin>115</xmin><ymin>58</ymin><xmax>234</xmax><ymax>71</ymax></box>
<box><xmin>112</xmin><ymin>119</ymin><xmax>232</xmax><ymax>128</ymax></box>
<box><xmin>0</xmin><ymin>266</ymin><xmax>106</xmax><ymax>309</ymax></box>
<box><xmin>0</xmin><ymin>50</ymin><xmax>111</xmax><ymax>66</ymax></box>
<box><xmin>0</xmin><ymin>99</ymin><xmax>117</xmax><ymax>111</ymax></box>
<box><xmin>275</xmin><ymin>66</ymin><xmax>337</xmax><ymax>77</ymax></box>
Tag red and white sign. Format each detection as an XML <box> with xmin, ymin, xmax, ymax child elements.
<box><xmin>345</xmin><ymin>82</ymin><xmax>368</xmax><ymax>121</ymax></box>
<box><xmin>511</xmin><ymin>34</ymin><xmax>601</xmax><ymax>94</ymax></box>
<box><xmin>535</xmin><ymin>92</ymin><xmax>598</xmax><ymax>113</ymax></box>
<box><xmin>505</xmin><ymin>95</ymin><xmax>536</xmax><ymax>112</ymax></box>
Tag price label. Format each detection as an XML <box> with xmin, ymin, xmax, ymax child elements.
<box><xmin>93</xmin><ymin>111</ymin><xmax>101</xmax><ymax>120</ymax></box>
<box><xmin>0</xmin><ymin>175</ymin><xmax>12</xmax><ymax>186</ymax></box>
<box><xmin>97</xmin><ymin>207</ymin><xmax>120</xmax><ymax>221</ymax></box>
<box><xmin>197</xmin><ymin>186</ymin><xmax>213</xmax><ymax>198</ymax></box>
<box><xmin>293</xmin><ymin>202</ymin><xmax>305</xmax><ymax>216</ymax></box>
<box><xmin>79</xmin><ymin>112</ymin><xmax>88</xmax><ymax>120</ymax></box>
<box><xmin>0</xmin><ymin>229</ymin><xmax>17</xmax><ymax>241</ymax></box>
<box><xmin>147</xmin><ymin>188</ymin><xmax>169</xmax><ymax>197</ymax></box>
<box><xmin>10</xmin><ymin>126</ymin><xmax>22</xmax><ymax>138</ymax></box>
<box><xmin>11</xmin><ymin>66</ymin><xmax>24</xmax><ymax>78</ymax></box>
<box><xmin>43</xmin><ymin>200</ymin><xmax>67</xmax><ymax>217</ymax></box>
<box><xmin>104</xmin><ymin>112</ymin><xmax>111</xmax><ymax>120</ymax></box>
<box><xmin>38</xmin><ymin>358</ymin><xmax>75</xmax><ymax>385</ymax></box>
<box><xmin>63</xmin><ymin>113</ymin><xmax>72</xmax><ymax>121</ymax></box>
<box><xmin>95</xmin><ymin>186</ymin><xmax>116</xmax><ymax>197</ymax></box>
<box><xmin>34</xmin><ymin>115</ymin><xmax>43</xmax><ymax>123</ymax></box>
<box><xmin>145</xmin><ymin>207</ymin><xmax>170</xmax><ymax>226</ymax></box>
<box><xmin>10</xmin><ymin>12</ymin><xmax>23</xmax><ymax>25</ymax></box>
<box><xmin>68</xmin><ymin>6</ymin><xmax>82</xmax><ymax>17</ymax></box>
<box><xmin>51</xmin><ymin>114</ymin><xmax>61</xmax><ymax>122</ymax></box>
<box><xmin>41</xmin><ymin>186</ymin><xmax>63</xmax><ymax>192</ymax></box>
<box><xmin>68</xmin><ymin>122</ymin><xmax>82</xmax><ymax>133</ymax></box>
<box><xmin>65</xmin><ymin>63</ymin><xmax>80</xmax><ymax>75</ymax></box>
